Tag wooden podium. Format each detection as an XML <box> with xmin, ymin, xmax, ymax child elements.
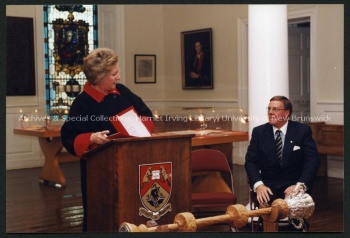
<box><xmin>82</xmin><ymin>133</ymin><xmax>194</xmax><ymax>232</ymax></box>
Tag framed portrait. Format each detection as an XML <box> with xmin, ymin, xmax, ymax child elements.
<box><xmin>134</xmin><ymin>54</ymin><xmax>156</xmax><ymax>84</ymax></box>
<box><xmin>181</xmin><ymin>28</ymin><xmax>213</xmax><ymax>89</ymax></box>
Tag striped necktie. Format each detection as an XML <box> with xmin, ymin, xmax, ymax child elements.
<box><xmin>275</xmin><ymin>130</ymin><xmax>283</xmax><ymax>164</ymax></box>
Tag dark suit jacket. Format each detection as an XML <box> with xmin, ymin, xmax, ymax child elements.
<box><xmin>245</xmin><ymin>120</ymin><xmax>320</xmax><ymax>193</ymax></box>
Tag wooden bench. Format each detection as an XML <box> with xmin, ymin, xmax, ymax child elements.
<box><xmin>307</xmin><ymin>122</ymin><xmax>344</xmax><ymax>176</ymax></box>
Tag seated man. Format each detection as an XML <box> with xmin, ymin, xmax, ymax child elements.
<box><xmin>245</xmin><ymin>96</ymin><xmax>320</xmax><ymax>230</ymax></box>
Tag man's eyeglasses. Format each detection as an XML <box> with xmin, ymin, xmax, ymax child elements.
<box><xmin>266</xmin><ymin>107</ymin><xmax>287</xmax><ymax>113</ymax></box>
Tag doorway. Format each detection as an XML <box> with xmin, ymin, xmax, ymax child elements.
<box><xmin>288</xmin><ymin>19</ymin><xmax>310</xmax><ymax>121</ymax></box>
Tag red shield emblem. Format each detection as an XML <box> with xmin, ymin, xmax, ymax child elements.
<box><xmin>139</xmin><ymin>162</ymin><xmax>172</xmax><ymax>220</ymax></box>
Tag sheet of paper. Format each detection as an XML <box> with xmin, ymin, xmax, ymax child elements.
<box><xmin>117</xmin><ymin>109</ymin><xmax>151</xmax><ymax>137</ymax></box>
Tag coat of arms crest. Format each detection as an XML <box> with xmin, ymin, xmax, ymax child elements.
<box><xmin>139</xmin><ymin>162</ymin><xmax>172</xmax><ymax>220</ymax></box>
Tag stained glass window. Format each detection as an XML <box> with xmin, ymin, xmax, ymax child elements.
<box><xmin>44</xmin><ymin>5</ymin><xmax>97</xmax><ymax>119</ymax></box>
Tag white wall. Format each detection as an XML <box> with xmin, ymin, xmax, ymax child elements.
<box><xmin>162</xmin><ymin>5</ymin><xmax>247</xmax><ymax>103</ymax></box>
<box><xmin>313</xmin><ymin>4</ymin><xmax>344</xmax><ymax>178</ymax></box>
<box><xmin>317</xmin><ymin>5</ymin><xmax>344</xmax><ymax>103</ymax></box>
<box><xmin>124</xmin><ymin>5</ymin><xmax>166</xmax><ymax>101</ymax></box>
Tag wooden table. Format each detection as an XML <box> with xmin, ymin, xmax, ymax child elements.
<box><xmin>154</xmin><ymin>129</ymin><xmax>248</xmax><ymax>145</ymax></box>
<box><xmin>160</xmin><ymin>129</ymin><xmax>248</xmax><ymax>163</ymax></box>
<box><xmin>14</xmin><ymin>128</ymin><xmax>248</xmax><ymax>188</ymax></box>
<box><xmin>14</xmin><ymin>127</ymin><xmax>78</xmax><ymax>187</ymax></box>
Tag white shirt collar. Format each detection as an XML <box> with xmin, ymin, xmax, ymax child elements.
<box><xmin>273</xmin><ymin>121</ymin><xmax>288</xmax><ymax>135</ymax></box>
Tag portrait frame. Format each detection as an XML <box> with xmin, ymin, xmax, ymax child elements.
<box><xmin>181</xmin><ymin>28</ymin><xmax>213</xmax><ymax>89</ymax></box>
<box><xmin>134</xmin><ymin>54</ymin><xmax>157</xmax><ymax>84</ymax></box>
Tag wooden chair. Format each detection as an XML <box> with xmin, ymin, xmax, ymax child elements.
<box><xmin>247</xmin><ymin>188</ymin><xmax>263</xmax><ymax>231</ymax></box>
<box><xmin>191</xmin><ymin>149</ymin><xmax>237</xmax><ymax>219</ymax></box>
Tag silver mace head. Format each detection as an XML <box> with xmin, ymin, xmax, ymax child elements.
<box><xmin>284</xmin><ymin>183</ymin><xmax>315</xmax><ymax>229</ymax></box>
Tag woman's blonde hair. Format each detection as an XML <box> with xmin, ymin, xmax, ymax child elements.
<box><xmin>82</xmin><ymin>48</ymin><xmax>119</xmax><ymax>85</ymax></box>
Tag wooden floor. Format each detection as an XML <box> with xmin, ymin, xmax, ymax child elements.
<box><xmin>6</xmin><ymin>161</ymin><xmax>344</xmax><ymax>233</ymax></box>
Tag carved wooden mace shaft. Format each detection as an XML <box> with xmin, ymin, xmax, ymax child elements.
<box><xmin>119</xmin><ymin>198</ymin><xmax>289</xmax><ymax>232</ymax></box>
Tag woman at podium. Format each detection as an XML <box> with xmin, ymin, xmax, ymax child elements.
<box><xmin>61</xmin><ymin>47</ymin><xmax>154</xmax><ymax>231</ymax></box>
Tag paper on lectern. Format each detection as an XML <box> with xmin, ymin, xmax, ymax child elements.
<box><xmin>109</xmin><ymin>106</ymin><xmax>151</xmax><ymax>137</ymax></box>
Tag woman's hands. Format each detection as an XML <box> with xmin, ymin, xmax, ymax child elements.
<box><xmin>90</xmin><ymin>130</ymin><xmax>111</xmax><ymax>145</ymax></box>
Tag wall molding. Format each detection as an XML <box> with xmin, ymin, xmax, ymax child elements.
<box><xmin>316</xmin><ymin>101</ymin><xmax>343</xmax><ymax>125</ymax></box>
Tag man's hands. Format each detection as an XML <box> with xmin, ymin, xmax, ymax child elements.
<box><xmin>284</xmin><ymin>185</ymin><xmax>297</xmax><ymax>197</ymax></box>
<box><xmin>190</xmin><ymin>72</ymin><xmax>199</xmax><ymax>78</ymax></box>
<box><xmin>255</xmin><ymin>184</ymin><xmax>273</xmax><ymax>205</ymax></box>
<box><xmin>285</xmin><ymin>183</ymin><xmax>307</xmax><ymax>197</ymax></box>
<box><xmin>256</xmin><ymin>183</ymin><xmax>305</xmax><ymax>205</ymax></box>
<box><xmin>90</xmin><ymin>130</ymin><xmax>110</xmax><ymax>145</ymax></box>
